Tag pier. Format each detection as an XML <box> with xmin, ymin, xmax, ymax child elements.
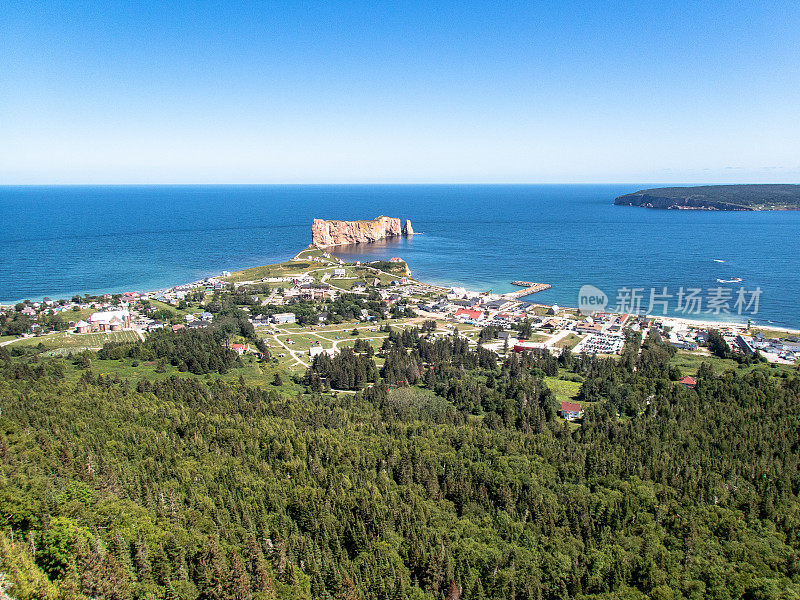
<box><xmin>504</xmin><ymin>282</ymin><xmax>551</xmax><ymax>299</ymax></box>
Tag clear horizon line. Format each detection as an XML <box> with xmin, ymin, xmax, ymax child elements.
<box><xmin>2</xmin><ymin>181</ymin><xmax>796</xmax><ymax>187</ymax></box>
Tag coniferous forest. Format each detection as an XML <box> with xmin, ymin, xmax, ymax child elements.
<box><xmin>1</xmin><ymin>328</ymin><xmax>800</xmax><ymax>600</ymax></box>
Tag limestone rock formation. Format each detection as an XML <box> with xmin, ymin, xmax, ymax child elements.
<box><xmin>402</xmin><ymin>219</ymin><xmax>415</xmax><ymax>235</ymax></box>
<box><xmin>312</xmin><ymin>216</ymin><xmax>403</xmax><ymax>247</ymax></box>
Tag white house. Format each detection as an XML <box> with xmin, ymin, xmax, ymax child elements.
<box><xmin>560</xmin><ymin>402</ymin><xmax>583</xmax><ymax>420</ymax></box>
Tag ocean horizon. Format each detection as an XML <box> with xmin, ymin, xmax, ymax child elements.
<box><xmin>2</xmin><ymin>184</ymin><xmax>799</xmax><ymax>328</ymax></box>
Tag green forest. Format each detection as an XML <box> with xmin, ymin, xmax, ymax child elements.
<box><xmin>1</xmin><ymin>326</ymin><xmax>799</xmax><ymax>600</ymax></box>
<box><xmin>613</xmin><ymin>184</ymin><xmax>800</xmax><ymax>210</ymax></box>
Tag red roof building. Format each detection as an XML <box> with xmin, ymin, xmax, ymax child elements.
<box><xmin>454</xmin><ymin>308</ymin><xmax>483</xmax><ymax>320</ymax></box>
<box><xmin>560</xmin><ymin>402</ymin><xmax>582</xmax><ymax>420</ymax></box>
<box><xmin>679</xmin><ymin>376</ymin><xmax>697</xmax><ymax>389</ymax></box>
<box><xmin>514</xmin><ymin>341</ymin><xmax>541</xmax><ymax>352</ymax></box>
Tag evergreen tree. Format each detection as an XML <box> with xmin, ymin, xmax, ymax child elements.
<box><xmin>226</xmin><ymin>549</ymin><xmax>251</xmax><ymax>600</ymax></box>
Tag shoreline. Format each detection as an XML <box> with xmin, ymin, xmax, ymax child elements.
<box><xmin>405</xmin><ymin>273</ymin><xmax>800</xmax><ymax>335</ymax></box>
<box><xmin>4</xmin><ymin>246</ymin><xmax>800</xmax><ymax>337</ymax></box>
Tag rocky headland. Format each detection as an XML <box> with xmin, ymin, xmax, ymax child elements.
<box><xmin>614</xmin><ymin>184</ymin><xmax>800</xmax><ymax>211</ymax></box>
<box><xmin>312</xmin><ymin>216</ymin><xmax>415</xmax><ymax>247</ymax></box>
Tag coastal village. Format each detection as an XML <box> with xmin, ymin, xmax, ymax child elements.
<box><xmin>6</xmin><ymin>5</ymin><xmax>800</xmax><ymax>594</ymax></box>
<box><xmin>3</xmin><ymin>239</ymin><xmax>799</xmax><ymax>424</ymax></box>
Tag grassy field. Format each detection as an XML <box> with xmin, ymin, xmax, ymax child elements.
<box><xmin>522</xmin><ymin>333</ymin><xmax>549</xmax><ymax>343</ymax></box>
<box><xmin>55</xmin><ymin>307</ymin><xmax>96</xmax><ymax>323</ymax></box>
<box><xmin>293</xmin><ymin>245</ymin><xmax>326</xmax><ymax>260</ymax></box>
<box><xmin>221</xmin><ymin>250</ymin><xmax>410</xmax><ymax>289</ymax></box>
<box><xmin>315</xmin><ymin>265</ymin><xmax>400</xmax><ymax>289</ymax></box>
<box><xmin>224</xmin><ymin>261</ymin><xmax>317</xmax><ymax>283</ymax></box>
<box><xmin>54</xmin><ymin>351</ymin><xmax>308</xmax><ymax>392</ymax></box>
<box><xmin>337</xmin><ymin>335</ymin><xmax>387</xmax><ymax>352</ymax></box>
<box><xmin>355</xmin><ymin>267</ymin><xmax>399</xmax><ymax>286</ymax></box>
<box><xmin>261</xmin><ymin>320</ymin><xmax>397</xmax><ymax>370</ymax></box>
<box><xmin>321</xmin><ymin>269</ymin><xmax>367</xmax><ymax>291</ymax></box>
<box><xmin>553</xmin><ymin>333</ymin><xmax>582</xmax><ymax>349</ymax></box>
<box><xmin>148</xmin><ymin>299</ymin><xmax>199</xmax><ymax>319</ymax></box>
<box><xmin>544</xmin><ymin>375</ymin><xmax>582</xmax><ymax>404</ymax></box>
<box><xmin>328</xmin><ymin>279</ymin><xmax>359</xmax><ymax>291</ymax></box>
<box><xmin>274</xmin><ymin>333</ymin><xmax>321</xmax><ymax>353</ymax></box>
<box><xmin>8</xmin><ymin>316</ymin><xmax>446</xmax><ymax>384</ymax></box>
<box><xmin>9</xmin><ymin>330</ymin><xmax>140</xmax><ymax>350</ymax></box>
<box><xmin>671</xmin><ymin>350</ymin><xmax>797</xmax><ymax>378</ymax></box>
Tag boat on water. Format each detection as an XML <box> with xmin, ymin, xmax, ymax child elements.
<box><xmin>716</xmin><ymin>277</ymin><xmax>743</xmax><ymax>283</ymax></box>
<box><xmin>713</xmin><ymin>259</ymin><xmax>725</xmax><ymax>263</ymax></box>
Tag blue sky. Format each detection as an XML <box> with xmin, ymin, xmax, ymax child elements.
<box><xmin>2</xmin><ymin>1</ymin><xmax>800</xmax><ymax>183</ymax></box>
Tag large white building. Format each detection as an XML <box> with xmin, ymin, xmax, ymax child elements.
<box><xmin>88</xmin><ymin>309</ymin><xmax>131</xmax><ymax>332</ymax></box>
<box><xmin>272</xmin><ymin>313</ymin><xmax>297</xmax><ymax>325</ymax></box>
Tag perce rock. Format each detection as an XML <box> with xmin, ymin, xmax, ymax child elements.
<box><xmin>312</xmin><ymin>216</ymin><xmax>403</xmax><ymax>247</ymax></box>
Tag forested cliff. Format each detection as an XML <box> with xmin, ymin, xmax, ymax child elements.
<box><xmin>614</xmin><ymin>184</ymin><xmax>800</xmax><ymax>210</ymax></box>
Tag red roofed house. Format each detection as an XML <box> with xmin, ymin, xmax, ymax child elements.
<box><xmin>389</xmin><ymin>257</ymin><xmax>403</xmax><ymax>263</ymax></box>
<box><xmin>454</xmin><ymin>308</ymin><xmax>483</xmax><ymax>321</ymax></box>
<box><xmin>514</xmin><ymin>341</ymin><xmax>542</xmax><ymax>352</ymax></box>
<box><xmin>678</xmin><ymin>376</ymin><xmax>697</xmax><ymax>389</ymax></box>
<box><xmin>231</xmin><ymin>344</ymin><xmax>250</xmax><ymax>355</ymax></box>
<box><xmin>560</xmin><ymin>401</ymin><xmax>583</xmax><ymax>420</ymax></box>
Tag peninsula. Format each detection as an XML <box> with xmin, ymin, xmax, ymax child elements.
<box><xmin>312</xmin><ymin>215</ymin><xmax>414</xmax><ymax>247</ymax></box>
<box><xmin>614</xmin><ymin>184</ymin><xmax>800</xmax><ymax>210</ymax></box>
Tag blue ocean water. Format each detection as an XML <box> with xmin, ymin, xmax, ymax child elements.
<box><xmin>1</xmin><ymin>185</ymin><xmax>798</xmax><ymax>327</ymax></box>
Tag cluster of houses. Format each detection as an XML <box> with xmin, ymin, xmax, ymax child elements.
<box><xmin>7</xmin><ymin>255</ymin><xmax>800</xmax><ymax>374</ymax></box>
<box><xmin>737</xmin><ymin>332</ymin><xmax>800</xmax><ymax>364</ymax></box>
<box><xmin>3</xmin><ymin>296</ymin><xmax>140</xmax><ymax>336</ymax></box>
<box><xmin>418</xmin><ymin>288</ymin><xmax>535</xmax><ymax>326</ymax></box>
<box><xmin>414</xmin><ymin>290</ymin><xmax>639</xmax><ymax>357</ymax></box>
<box><xmin>13</xmin><ymin>297</ymin><xmax>119</xmax><ymax>319</ymax></box>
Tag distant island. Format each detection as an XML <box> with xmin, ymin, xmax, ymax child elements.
<box><xmin>312</xmin><ymin>215</ymin><xmax>416</xmax><ymax>247</ymax></box>
<box><xmin>614</xmin><ymin>184</ymin><xmax>800</xmax><ymax>210</ymax></box>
